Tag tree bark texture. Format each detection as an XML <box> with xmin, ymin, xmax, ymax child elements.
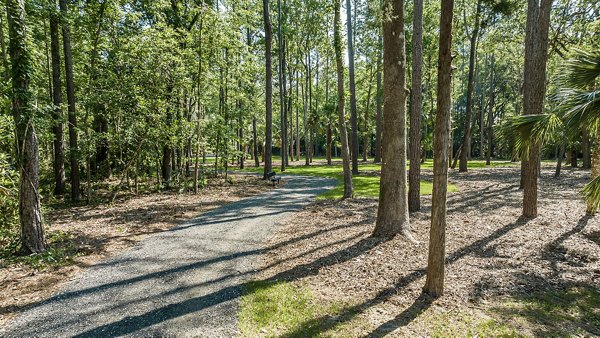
<box><xmin>7</xmin><ymin>0</ymin><xmax>46</xmax><ymax>253</ymax></box>
<box><xmin>408</xmin><ymin>0</ymin><xmax>423</xmax><ymax>212</ymax></box>
<box><xmin>374</xmin><ymin>0</ymin><xmax>410</xmax><ymax>238</ymax></box>
<box><xmin>334</xmin><ymin>0</ymin><xmax>353</xmax><ymax>199</ymax></box>
<box><xmin>424</xmin><ymin>0</ymin><xmax>454</xmax><ymax>297</ymax></box>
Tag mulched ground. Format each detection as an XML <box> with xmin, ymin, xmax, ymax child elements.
<box><xmin>0</xmin><ymin>174</ymin><xmax>273</xmax><ymax>328</ymax></box>
<box><xmin>255</xmin><ymin>165</ymin><xmax>600</xmax><ymax>337</ymax></box>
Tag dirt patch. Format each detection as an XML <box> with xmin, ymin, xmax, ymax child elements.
<box><xmin>0</xmin><ymin>174</ymin><xmax>273</xmax><ymax>327</ymax></box>
<box><xmin>255</xmin><ymin>165</ymin><xmax>600</xmax><ymax>336</ymax></box>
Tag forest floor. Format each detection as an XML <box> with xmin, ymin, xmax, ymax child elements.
<box><xmin>0</xmin><ymin>174</ymin><xmax>275</xmax><ymax>329</ymax></box>
<box><xmin>241</xmin><ymin>163</ymin><xmax>600</xmax><ymax>337</ymax></box>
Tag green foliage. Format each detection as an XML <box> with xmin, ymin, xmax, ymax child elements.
<box><xmin>2</xmin><ymin>230</ymin><xmax>82</xmax><ymax>269</ymax></box>
<box><xmin>0</xmin><ymin>153</ymin><xmax>19</xmax><ymax>258</ymax></box>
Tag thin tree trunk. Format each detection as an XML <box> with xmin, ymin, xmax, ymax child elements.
<box><xmin>459</xmin><ymin>0</ymin><xmax>482</xmax><ymax>173</ymax></box>
<box><xmin>555</xmin><ymin>144</ymin><xmax>563</xmax><ymax>178</ymax></box>
<box><xmin>408</xmin><ymin>0</ymin><xmax>424</xmax><ymax>212</ymax></box>
<box><xmin>424</xmin><ymin>0</ymin><xmax>454</xmax><ymax>297</ymax></box>
<box><xmin>374</xmin><ymin>33</ymin><xmax>383</xmax><ymax>163</ymax></box>
<box><xmin>486</xmin><ymin>54</ymin><xmax>495</xmax><ymax>165</ymax></box>
<box><xmin>582</xmin><ymin>131</ymin><xmax>591</xmax><ymax>169</ymax></box>
<box><xmin>334</xmin><ymin>0</ymin><xmax>353</xmax><ymax>198</ymax></box>
<box><xmin>262</xmin><ymin>0</ymin><xmax>273</xmax><ymax>179</ymax></box>
<box><xmin>277</xmin><ymin>0</ymin><xmax>286</xmax><ymax>172</ymax></box>
<box><xmin>49</xmin><ymin>3</ymin><xmax>65</xmax><ymax>196</ymax></box>
<box><xmin>346</xmin><ymin>0</ymin><xmax>359</xmax><ymax>174</ymax></box>
<box><xmin>374</xmin><ymin>0</ymin><xmax>410</xmax><ymax>238</ymax></box>
<box><xmin>7</xmin><ymin>0</ymin><xmax>46</xmax><ymax>254</ymax></box>
<box><xmin>295</xmin><ymin>66</ymin><xmax>300</xmax><ymax>161</ymax></box>
<box><xmin>253</xmin><ymin>117</ymin><xmax>260</xmax><ymax>167</ymax></box>
<box><xmin>59</xmin><ymin>0</ymin><xmax>80</xmax><ymax>200</ymax></box>
<box><xmin>362</xmin><ymin>73</ymin><xmax>372</xmax><ymax>162</ymax></box>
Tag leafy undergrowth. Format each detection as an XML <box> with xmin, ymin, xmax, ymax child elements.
<box><xmin>1</xmin><ymin>231</ymin><xmax>83</xmax><ymax>270</ymax></box>
<box><xmin>239</xmin><ymin>280</ymin><xmax>365</xmax><ymax>337</ymax></box>
<box><xmin>491</xmin><ymin>287</ymin><xmax>600</xmax><ymax>337</ymax></box>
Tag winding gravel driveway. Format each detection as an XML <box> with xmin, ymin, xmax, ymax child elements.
<box><xmin>1</xmin><ymin>175</ymin><xmax>335</xmax><ymax>338</ymax></box>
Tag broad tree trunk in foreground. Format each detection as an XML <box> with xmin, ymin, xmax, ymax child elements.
<box><xmin>263</xmin><ymin>0</ymin><xmax>273</xmax><ymax>179</ymax></box>
<box><xmin>334</xmin><ymin>0</ymin><xmax>353</xmax><ymax>199</ymax></box>
<box><xmin>7</xmin><ymin>0</ymin><xmax>46</xmax><ymax>254</ymax></box>
<box><xmin>49</xmin><ymin>2</ymin><xmax>65</xmax><ymax>196</ymax></box>
<box><xmin>59</xmin><ymin>0</ymin><xmax>80</xmax><ymax>201</ymax></box>
<box><xmin>522</xmin><ymin>0</ymin><xmax>552</xmax><ymax>218</ymax></box>
<box><xmin>373</xmin><ymin>0</ymin><xmax>409</xmax><ymax>238</ymax></box>
<box><xmin>424</xmin><ymin>0</ymin><xmax>454</xmax><ymax>297</ymax></box>
<box><xmin>408</xmin><ymin>0</ymin><xmax>424</xmax><ymax>212</ymax></box>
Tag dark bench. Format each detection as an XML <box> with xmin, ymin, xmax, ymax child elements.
<box><xmin>267</xmin><ymin>171</ymin><xmax>281</xmax><ymax>186</ymax></box>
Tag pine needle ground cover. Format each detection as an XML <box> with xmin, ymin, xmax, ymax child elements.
<box><xmin>240</xmin><ymin>165</ymin><xmax>600</xmax><ymax>337</ymax></box>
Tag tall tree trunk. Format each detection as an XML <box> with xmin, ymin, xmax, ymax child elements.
<box><xmin>409</xmin><ymin>0</ymin><xmax>424</xmax><ymax>212</ymax></box>
<box><xmin>334</xmin><ymin>0</ymin><xmax>353</xmax><ymax>198</ymax></box>
<box><xmin>49</xmin><ymin>3</ymin><xmax>65</xmax><ymax>196</ymax></box>
<box><xmin>346</xmin><ymin>0</ymin><xmax>359</xmax><ymax>174</ymax></box>
<box><xmin>362</xmin><ymin>72</ymin><xmax>372</xmax><ymax>162</ymax></box>
<box><xmin>262</xmin><ymin>0</ymin><xmax>273</xmax><ymax>179</ymax></box>
<box><xmin>59</xmin><ymin>0</ymin><xmax>80</xmax><ymax>200</ymax></box>
<box><xmin>277</xmin><ymin>0</ymin><xmax>286</xmax><ymax>172</ymax></box>
<box><xmin>295</xmin><ymin>66</ymin><xmax>300</xmax><ymax>161</ymax></box>
<box><xmin>424</xmin><ymin>0</ymin><xmax>454</xmax><ymax>297</ymax></box>
<box><xmin>458</xmin><ymin>0</ymin><xmax>482</xmax><ymax>173</ymax></box>
<box><xmin>326</xmin><ymin>125</ymin><xmax>332</xmax><ymax>165</ymax></box>
<box><xmin>6</xmin><ymin>0</ymin><xmax>46</xmax><ymax>254</ymax></box>
<box><xmin>374</xmin><ymin>33</ymin><xmax>383</xmax><ymax>163</ymax></box>
<box><xmin>374</xmin><ymin>0</ymin><xmax>410</xmax><ymax>238</ymax></box>
<box><xmin>304</xmin><ymin>51</ymin><xmax>310</xmax><ymax>166</ymax></box>
<box><xmin>486</xmin><ymin>54</ymin><xmax>495</xmax><ymax>165</ymax></box>
<box><xmin>522</xmin><ymin>0</ymin><xmax>552</xmax><ymax>218</ymax></box>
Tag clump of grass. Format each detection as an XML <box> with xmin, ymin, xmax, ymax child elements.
<box><xmin>430</xmin><ymin>310</ymin><xmax>522</xmax><ymax>338</ymax></box>
<box><xmin>239</xmin><ymin>280</ymin><xmax>362</xmax><ymax>337</ymax></box>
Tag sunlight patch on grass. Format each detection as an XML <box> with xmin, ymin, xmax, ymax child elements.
<box><xmin>427</xmin><ymin>309</ymin><xmax>522</xmax><ymax>338</ymax></box>
<box><xmin>239</xmin><ymin>280</ymin><xmax>363</xmax><ymax>337</ymax></box>
<box><xmin>492</xmin><ymin>287</ymin><xmax>600</xmax><ymax>337</ymax></box>
<box><xmin>239</xmin><ymin>162</ymin><xmax>459</xmax><ymax>200</ymax></box>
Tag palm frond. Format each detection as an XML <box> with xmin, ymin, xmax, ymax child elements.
<box><xmin>582</xmin><ymin>175</ymin><xmax>600</xmax><ymax>214</ymax></box>
<box><xmin>560</xmin><ymin>88</ymin><xmax>600</xmax><ymax>135</ymax></box>
<box><xmin>563</xmin><ymin>49</ymin><xmax>600</xmax><ymax>89</ymax></box>
<box><xmin>508</xmin><ymin>113</ymin><xmax>562</xmax><ymax>159</ymax></box>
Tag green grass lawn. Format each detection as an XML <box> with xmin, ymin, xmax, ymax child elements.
<box><xmin>237</xmin><ymin>161</ymin><xmax>467</xmax><ymax>199</ymax></box>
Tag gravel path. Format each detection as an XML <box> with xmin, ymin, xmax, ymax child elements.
<box><xmin>1</xmin><ymin>175</ymin><xmax>335</xmax><ymax>338</ymax></box>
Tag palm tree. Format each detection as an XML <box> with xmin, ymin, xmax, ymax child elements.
<box><xmin>511</xmin><ymin>49</ymin><xmax>600</xmax><ymax>213</ymax></box>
